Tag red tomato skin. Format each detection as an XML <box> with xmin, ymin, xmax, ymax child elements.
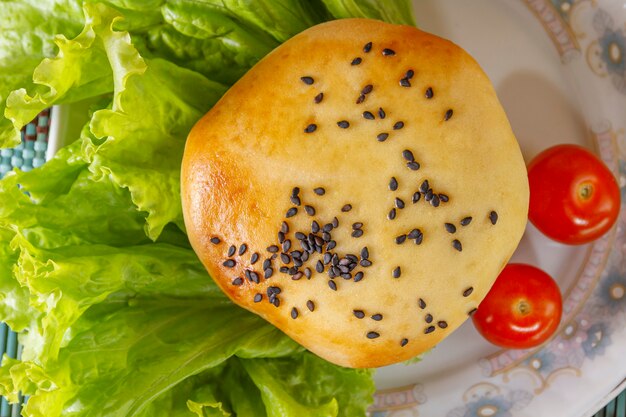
<box><xmin>527</xmin><ymin>144</ymin><xmax>620</xmax><ymax>245</ymax></box>
<box><xmin>472</xmin><ymin>264</ymin><xmax>562</xmax><ymax>349</ymax></box>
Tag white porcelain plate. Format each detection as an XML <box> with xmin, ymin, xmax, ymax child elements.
<box><xmin>372</xmin><ymin>1</ymin><xmax>626</xmax><ymax>416</ymax></box>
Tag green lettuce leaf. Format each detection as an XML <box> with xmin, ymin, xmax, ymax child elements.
<box><xmin>0</xmin><ymin>0</ymin><xmax>84</xmax><ymax>147</ymax></box>
<box><xmin>320</xmin><ymin>0</ymin><xmax>415</xmax><ymax>26</ymax></box>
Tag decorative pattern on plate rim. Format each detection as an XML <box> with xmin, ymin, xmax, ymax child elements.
<box><xmin>371</xmin><ymin>1</ymin><xmax>626</xmax><ymax>415</ymax></box>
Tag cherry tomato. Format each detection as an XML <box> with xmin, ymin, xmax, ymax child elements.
<box><xmin>472</xmin><ymin>263</ymin><xmax>562</xmax><ymax>349</ymax></box>
<box><xmin>527</xmin><ymin>144</ymin><xmax>620</xmax><ymax>245</ymax></box>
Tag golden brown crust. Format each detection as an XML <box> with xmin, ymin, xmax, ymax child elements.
<box><xmin>181</xmin><ymin>18</ymin><xmax>529</xmax><ymax>368</ymax></box>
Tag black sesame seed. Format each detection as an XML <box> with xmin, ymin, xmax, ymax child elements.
<box><xmin>291</xmin><ymin>187</ymin><xmax>300</xmax><ymax>197</ymax></box>
<box><xmin>311</xmin><ymin>221</ymin><xmax>320</xmax><ymax>233</ymax></box>
<box><xmin>314</xmin><ymin>92</ymin><xmax>324</xmax><ymax>104</ymax></box>
<box><xmin>352</xmin><ymin>229</ymin><xmax>364</xmax><ymax>238</ymax></box>
<box><xmin>424</xmin><ymin>190</ymin><xmax>433</xmax><ymax>201</ymax></box>
<box><xmin>210</xmin><ymin>237</ymin><xmax>221</xmax><ymax>244</ymax></box>
<box><xmin>280</xmin><ymin>253</ymin><xmax>291</xmax><ymax>264</ymax></box>
<box><xmin>412</xmin><ymin>192</ymin><xmax>421</xmax><ymax>203</ymax></box>
<box><xmin>354</xmin><ymin>310</ymin><xmax>365</xmax><ymax>319</ymax></box>
<box><xmin>304</xmin><ymin>124</ymin><xmax>317</xmax><ymax>133</ymax></box>
<box><xmin>304</xmin><ymin>205</ymin><xmax>316</xmax><ymax>216</ymax></box>
<box><xmin>300</xmin><ymin>76</ymin><xmax>314</xmax><ymax>85</ymax></box>
<box><xmin>367</xmin><ymin>331</ymin><xmax>380</xmax><ymax>339</ymax></box>
<box><xmin>301</xmin><ymin>240</ymin><xmax>311</xmax><ymax>252</ymax></box>
<box><xmin>279</xmin><ymin>266</ymin><xmax>289</xmax><ymax>273</ymax></box>
<box><xmin>250</xmin><ymin>253</ymin><xmax>259</xmax><ymax>264</ymax></box>
<box><xmin>322</xmin><ymin>232</ymin><xmax>331</xmax><ymax>242</ymax></box>
<box><xmin>341</xmin><ymin>204</ymin><xmax>352</xmax><ymax>212</ymax></box>
<box><xmin>444</xmin><ymin>109</ymin><xmax>453</xmax><ymax>121</ymax></box>
<box><xmin>395</xmin><ymin>234</ymin><xmax>407</xmax><ymax>244</ymax></box>
<box><xmin>424</xmin><ymin>326</ymin><xmax>435</xmax><ymax>334</ymax></box>
<box><xmin>356</xmin><ymin>94</ymin><xmax>365</xmax><ymax>104</ymax></box>
<box><xmin>364</xmin><ymin>42</ymin><xmax>373</xmax><ymax>52</ymax></box>
<box><xmin>286</xmin><ymin>207</ymin><xmax>298</xmax><ymax>218</ymax></box>
<box><xmin>232</xmin><ymin>277</ymin><xmax>243</xmax><ymax>286</ymax></box>
<box><xmin>361</xmin><ymin>247</ymin><xmax>369</xmax><ymax>259</ymax></box>
<box><xmin>351</xmin><ymin>57</ymin><xmax>362</xmax><ymax>65</ymax></box>
<box><xmin>332</xmin><ymin>217</ymin><xmax>339</xmax><ymax>228</ymax></box>
<box><xmin>291</xmin><ymin>307</ymin><xmax>299</xmax><ymax>319</ymax></box>
<box><xmin>267</xmin><ymin>245</ymin><xmax>279</xmax><ymax>253</ymax></box>
<box><xmin>414</xmin><ymin>234</ymin><xmax>423</xmax><ymax>245</ymax></box>
<box><xmin>438</xmin><ymin>321</ymin><xmax>448</xmax><ymax>329</ymax></box>
<box><xmin>323</xmin><ymin>253</ymin><xmax>331</xmax><ymax>265</ymax></box>
<box><xmin>406</xmin><ymin>69</ymin><xmax>414</xmax><ymax>79</ymax></box>
<box><xmin>389</xmin><ymin>177</ymin><xmax>398</xmax><ymax>191</ymax></box>
<box><xmin>430</xmin><ymin>194</ymin><xmax>440</xmax><ymax>207</ymax></box>
<box><xmin>288</xmin><ymin>266</ymin><xmax>298</xmax><ymax>275</ymax></box>
<box><xmin>377</xmin><ymin>133</ymin><xmax>389</xmax><ymax>142</ymax></box>
<box><xmin>314</xmin><ymin>187</ymin><xmax>325</xmax><ymax>196</ymax></box>
<box><xmin>388</xmin><ymin>208</ymin><xmax>397</xmax><ymax>220</ymax></box>
<box><xmin>354</xmin><ymin>271</ymin><xmax>364</xmax><ymax>282</ymax></box>
<box><xmin>294</xmin><ymin>232</ymin><xmax>305</xmax><ymax>242</ymax></box>
<box><xmin>331</xmin><ymin>254</ymin><xmax>339</xmax><ymax>266</ymax></box>
<box><xmin>371</xmin><ymin>314</ymin><xmax>383</xmax><ymax>321</ymax></box>
<box><xmin>425</xmin><ymin>87</ymin><xmax>433</xmax><ymax>99</ymax></box>
<box><xmin>439</xmin><ymin>194</ymin><xmax>449</xmax><ymax>202</ymax></box>
<box><xmin>307</xmin><ymin>300</ymin><xmax>315</xmax><ymax>311</ymax></box>
<box><xmin>267</xmin><ymin>286</ymin><xmax>281</xmax><ymax>296</ymax></box>
<box><xmin>346</xmin><ymin>254</ymin><xmax>358</xmax><ymax>262</ymax></box>
<box><xmin>223</xmin><ymin>259</ymin><xmax>236</xmax><ymax>268</ymax></box>
<box><xmin>301</xmin><ymin>251</ymin><xmax>309</xmax><ymax>262</ymax></box>
<box><xmin>360</xmin><ymin>259</ymin><xmax>372</xmax><ymax>267</ymax></box>
<box><xmin>401</xmin><ymin>338</ymin><xmax>409</xmax><ymax>347</ymax></box>
<box><xmin>445</xmin><ymin>223</ymin><xmax>457</xmax><ymax>234</ymax></box>
<box><xmin>271</xmin><ymin>297</ymin><xmax>280</xmax><ymax>307</ymax></box>
<box><xmin>328</xmin><ymin>268</ymin><xmax>337</xmax><ymax>279</ymax></box>
<box><xmin>378</xmin><ymin>107</ymin><xmax>386</xmax><ymax>119</ymax></box>
<box><xmin>468</xmin><ymin>308</ymin><xmax>477</xmax><ymax>316</ymax></box>
<box><xmin>263</xmin><ymin>259</ymin><xmax>271</xmax><ymax>270</ymax></box>
<box><xmin>292</xmin><ymin>272</ymin><xmax>304</xmax><ymax>281</ymax></box>
<box><xmin>339</xmin><ymin>258</ymin><xmax>350</xmax><ymax>266</ymax></box>
<box><xmin>362</xmin><ymin>84</ymin><xmax>373</xmax><ymax>95</ymax></box>
<box><xmin>490</xmin><ymin>211</ymin><xmax>499</xmax><ymax>225</ymax></box>
<box><xmin>293</xmin><ymin>258</ymin><xmax>303</xmax><ymax>267</ymax></box>
<box><xmin>463</xmin><ymin>287</ymin><xmax>474</xmax><ymax>297</ymax></box>
<box><xmin>418</xmin><ymin>298</ymin><xmax>426</xmax><ymax>309</ymax></box>
<box><xmin>327</xmin><ymin>240</ymin><xmax>337</xmax><ymax>250</ymax></box>
<box><xmin>460</xmin><ymin>216</ymin><xmax>473</xmax><ymax>226</ymax></box>
<box><xmin>452</xmin><ymin>239</ymin><xmax>462</xmax><ymax>252</ymax></box>
<box><xmin>382</xmin><ymin>48</ymin><xmax>395</xmax><ymax>56</ymax></box>
<box><xmin>328</xmin><ymin>280</ymin><xmax>337</xmax><ymax>291</ymax></box>
<box><xmin>264</xmin><ymin>268</ymin><xmax>274</xmax><ymax>279</ymax></box>
<box><xmin>399</xmin><ymin>78</ymin><xmax>411</xmax><ymax>87</ymax></box>
<box><xmin>337</xmin><ymin>120</ymin><xmax>350</xmax><ymax>129</ymax></box>
<box><xmin>251</xmin><ymin>271</ymin><xmax>260</xmax><ymax>283</ymax></box>
<box><xmin>402</xmin><ymin>149</ymin><xmax>415</xmax><ymax>161</ymax></box>
<box><xmin>227</xmin><ymin>245</ymin><xmax>236</xmax><ymax>257</ymax></box>
<box><xmin>281</xmin><ymin>221</ymin><xmax>289</xmax><ymax>233</ymax></box>
<box><xmin>341</xmin><ymin>273</ymin><xmax>352</xmax><ymax>280</ymax></box>
<box><xmin>316</xmin><ymin>260</ymin><xmax>324</xmax><ymax>273</ymax></box>
<box><xmin>322</xmin><ymin>223</ymin><xmax>333</xmax><ymax>233</ymax></box>
<box><xmin>393</xmin><ymin>121</ymin><xmax>405</xmax><ymax>130</ymax></box>
<box><xmin>425</xmin><ymin>313</ymin><xmax>433</xmax><ymax>323</ymax></box>
<box><xmin>238</xmin><ymin>244</ymin><xmax>247</xmax><ymax>256</ymax></box>
<box><xmin>363</xmin><ymin>111</ymin><xmax>375</xmax><ymax>120</ymax></box>
<box><xmin>407</xmin><ymin>162</ymin><xmax>420</xmax><ymax>171</ymax></box>
<box><xmin>254</xmin><ymin>293</ymin><xmax>263</xmax><ymax>303</ymax></box>
<box><xmin>304</xmin><ymin>268</ymin><xmax>312</xmax><ymax>279</ymax></box>
<box><xmin>407</xmin><ymin>229</ymin><xmax>421</xmax><ymax>239</ymax></box>
<box><xmin>392</xmin><ymin>266</ymin><xmax>401</xmax><ymax>278</ymax></box>
<box><xmin>291</xmin><ymin>250</ymin><xmax>302</xmax><ymax>259</ymax></box>
<box><xmin>290</xmin><ymin>195</ymin><xmax>301</xmax><ymax>206</ymax></box>
<box><xmin>352</xmin><ymin>222</ymin><xmax>363</xmax><ymax>230</ymax></box>
<box><xmin>420</xmin><ymin>180</ymin><xmax>430</xmax><ymax>193</ymax></box>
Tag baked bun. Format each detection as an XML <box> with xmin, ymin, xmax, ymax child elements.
<box><xmin>181</xmin><ymin>18</ymin><xmax>529</xmax><ymax>368</ymax></box>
